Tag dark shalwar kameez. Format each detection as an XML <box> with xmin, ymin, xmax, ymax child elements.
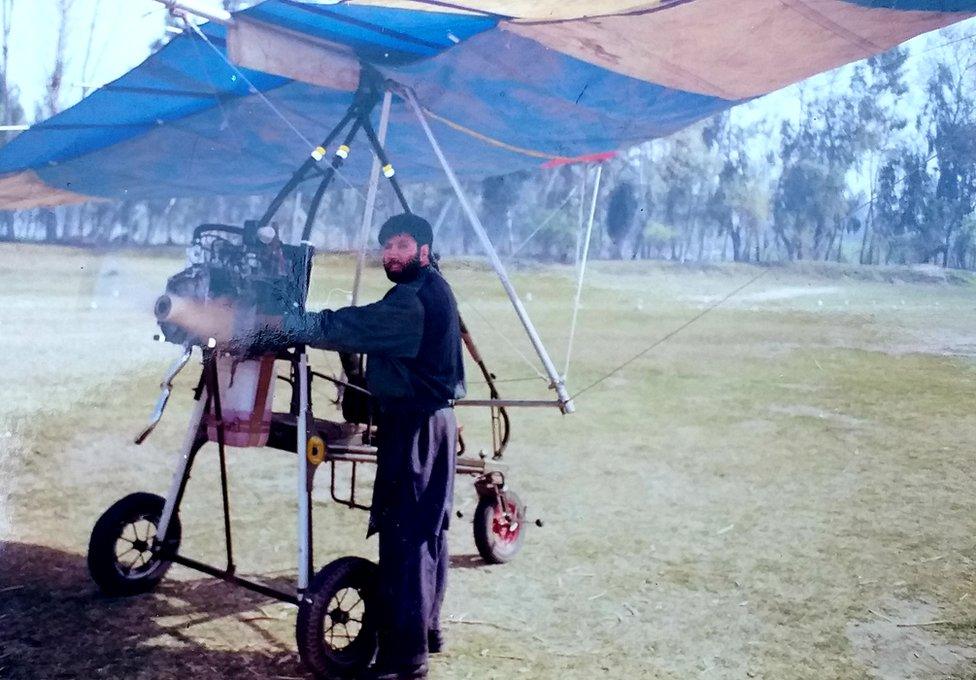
<box><xmin>288</xmin><ymin>266</ymin><xmax>465</xmax><ymax>670</ymax></box>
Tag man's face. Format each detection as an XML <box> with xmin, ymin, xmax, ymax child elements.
<box><xmin>382</xmin><ymin>233</ymin><xmax>429</xmax><ymax>282</ymax></box>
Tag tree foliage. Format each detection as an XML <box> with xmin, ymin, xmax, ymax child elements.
<box><xmin>4</xmin><ymin>24</ymin><xmax>976</xmax><ymax>270</ymax></box>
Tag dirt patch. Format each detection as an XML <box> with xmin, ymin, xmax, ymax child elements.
<box><xmin>847</xmin><ymin>598</ymin><xmax>976</xmax><ymax>679</ymax></box>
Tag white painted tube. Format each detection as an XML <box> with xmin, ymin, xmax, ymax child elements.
<box><xmin>401</xmin><ymin>87</ymin><xmax>575</xmax><ymax>414</ymax></box>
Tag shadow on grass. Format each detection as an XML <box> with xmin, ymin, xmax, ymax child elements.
<box><xmin>449</xmin><ymin>553</ymin><xmax>489</xmax><ymax>570</ymax></box>
<box><xmin>0</xmin><ymin>541</ymin><xmax>305</xmax><ymax>680</ymax></box>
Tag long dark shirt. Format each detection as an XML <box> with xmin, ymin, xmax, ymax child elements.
<box><xmin>290</xmin><ymin>266</ymin><xmax>466</xmax><ymax>410</ymax></box>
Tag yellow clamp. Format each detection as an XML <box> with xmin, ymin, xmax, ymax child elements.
<box><xmin>382</xmin><ymin>164</ymin><xmax>395</xmax><ymax>178</ymax></box>
<box><xmin>306</xmin><ymin>435</ymin><xmax>326</xmax><ymax>465</ymax></box>
<box><xmin>310</xmin><ymin>146</ymin><xmax>326</xmax><ymax>161</ymax></box>
<box><xmin>336</xmin><ymin>145</ymin><xmax>350</xmax><ymax>160</ymax></box>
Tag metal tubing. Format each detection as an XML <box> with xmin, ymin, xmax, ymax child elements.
<box><xmin>135</xmin><ymin>345</ymin><xmax>193</xmax><ymax>445</ymax></box>
<box><xmin>170</xmin><ymin>554</ymin><xmax>300</xmax><ymax>605</ymax></box>
<box><xmin>157</xmin><ymin>385</ymin><xmax>209</xmax><ymax>543</ymax></box>
<box><xmin>454</xmin><ymin>399</ymin><xmax>562</xmax><ymax>408</ymax></box>
<box><xmin>401</xmin><ymin>87</ymin><xmax>575</xmax><ymax>413</ymax></box>
<box><xmin>206</xmin><ymin>359</ymin><xmax>236</xmax><ymax>573</ymax></box>
<box><xmin>296</xmin><ymin>351</ymin><xmax>312</xmax><ymax>592</ymax></box>
<box><xmin>358</xmin><ymin>99</ymin><xmax>410</xmax><ymax>213</ymax></box>
<box><xmin>155</xmin><ymin>0</ymin><xmax>233</xmax><ymax>25</ymax></box>
<box><xmin>262</xmin><ymin>104</ymin><xmax>358</xmax><ymax>233</ymax></box>
<box><xmin>300</xmin><ymin>117</ymin><xmax>364</xmax><ymax>243</ymax></box>
<box><xmin>564</xmin><ymin>163</ymin><xmax>602</xmax><ymax>380</ymax></box>
<box><xmin>351</xmin><ymin>89</ymin><xmax>393</xmax><ymax>305</ymax></box>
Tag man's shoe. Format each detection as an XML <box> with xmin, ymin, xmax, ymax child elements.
<box><xmin>427</xmin><ymin>629</ymin><xmax>444</xmax><ymax>654</ymax></box>
<box><xmin>368</xmin><ymin>662</ymin><xmax>428</xmax><ymax>680</ymax></box>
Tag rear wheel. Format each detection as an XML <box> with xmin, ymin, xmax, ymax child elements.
<box><xmin>87</xmin><ymin>492</ymin><xmax>181</xmax><ymax>596</ymax></box>
<box><xmin>473</xmin><ymin>490</ymin><xmax>525</xmax><ymax>564</ymax></box>
<box><xmin>296</xmin><ymin>556</ymin><xmax>379</xmax><ymax>679</ymax></box>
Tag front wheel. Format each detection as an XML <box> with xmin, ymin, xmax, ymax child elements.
<box><xmin>473</xmin><ymin>490</ymin><xmax>526</xmax><ymax>564</ymax></box>
<box><xmin>296</xmin><ymin>556</ymin><xmax>379</xmax><ymax>679</ymax></box>
<box><xmin>87</xmin><ymin>492</ymin><xmax>181</xmax><ymax>596</ymax></box>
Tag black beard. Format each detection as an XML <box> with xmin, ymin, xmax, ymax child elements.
<box><xmin>384</xmin><ymin>256</ymin><xmax>422</xmax><ymax>283</ymax></box>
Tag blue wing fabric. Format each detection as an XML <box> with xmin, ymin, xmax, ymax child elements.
<box><xmin>0</xmin><ymin>0</ymin><xmax>972</xmax><ymax>207</ymax></box>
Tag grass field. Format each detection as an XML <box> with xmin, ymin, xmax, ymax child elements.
<box><xmin>1</xmin><ymin>243</ymin><xmax>975</xmax><ymax>679</ymax></box>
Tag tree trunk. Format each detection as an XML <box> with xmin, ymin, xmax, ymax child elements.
<box><xmin>860</xmin><ymin>194</ymin><xmax>874</xmax><ymax>264</ymax></box>
<box><xmin>730</xmin><ymin>226</ymin><xmax>742</xmax><ymax>262</ymax></box>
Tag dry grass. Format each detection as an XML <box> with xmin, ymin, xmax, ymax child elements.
<box><xmin>2</xmin><ymin>244</ymin><xmax>976</xmax><ymax>679</ymax></box>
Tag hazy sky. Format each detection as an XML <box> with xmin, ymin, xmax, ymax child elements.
<box><xmin>10</xmin><ymin>1</ymin><xmax>976</xmax><ymax>131</ymax></box>
<box><xmin>10</xmin><ymin>0</ymin><xmax>167</xmax><ymax>117</ymax></box>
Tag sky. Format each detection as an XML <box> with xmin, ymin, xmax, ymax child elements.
<box><xmin>9</xmin><ymin>0</ymin><xmax>169</xmax><ymax>118</ymax></box>
<box><xmin>8</xmin><ymin>1</ymin><xmax>976</xmax><ymax>133</ymax></box>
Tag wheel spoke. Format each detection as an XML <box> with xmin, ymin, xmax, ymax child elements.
<box><xmin>338</xmin><ymin>623</ymin><xmax>351</xmax><ymax>641</ymax></box>
<box><xmin>116</xmin><ymin>546</ymin><xmax>138</xmax><ymax>561</ymax></box>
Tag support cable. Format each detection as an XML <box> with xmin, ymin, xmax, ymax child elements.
<box><xmin>182</xmin><ymin>19</ymin><xmax>367</xmax><ymax>199</ymax></box>
<box><xmin>570</xmin><ymin>269</ymin><xmax>769</xmax><ymax>400</ymax></box>
<box><xmin>400</xmin><ymin>84</ymin><xmax>574</xmax><ymax>411</ymax></box>
<box><xmin>510</xmin><ymin>185</ymin><xmax>578</xmax><ymax>258</ymax></box>
<box><xmin>460</xmin><ymin>299</ymin><xmax>549</xmax><ymax>382</ymax></box>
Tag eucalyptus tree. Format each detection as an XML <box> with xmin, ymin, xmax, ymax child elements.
<box><xmin>920</xmin><ymin>39</ymin><xmax>976</xmax><ymax>267</ymax></box>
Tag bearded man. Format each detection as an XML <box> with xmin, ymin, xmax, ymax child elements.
<box><xmin>248</xmin><ymin>213</ymin><xmax>464</xmax><ymax>679</ymax></box>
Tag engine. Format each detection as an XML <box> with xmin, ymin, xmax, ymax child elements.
<box><xmin>154</xmin><ymin>222</ymin><xmax>306</xmax><ymax>348</ymax></box>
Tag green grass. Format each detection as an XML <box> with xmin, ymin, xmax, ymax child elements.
<box><xmin>2</xmin><ymin>243</ymin><xmax>976</xmax><ymax>679</ymax></box>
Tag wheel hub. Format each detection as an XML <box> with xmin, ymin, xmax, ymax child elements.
<box><xmin>329</xmin><ymin>607</ymin><xmax>351</xmax><ymax>625</ymax></box>
<box><xmin>493</xmin><ymin>505</ymin><xmax>520</xmax><ymax>543</ymax></box>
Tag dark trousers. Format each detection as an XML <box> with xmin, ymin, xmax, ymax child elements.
<box><xmin>377</xmin><ymin>528</ymin><xmax>449</xmax><ymax>666</ymax></box>
<box><xmin>372</xmin><ymin>407</ymin><xmax>456</xmax><ymax>667</ymax></box>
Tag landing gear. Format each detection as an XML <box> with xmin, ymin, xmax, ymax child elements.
<box><xmin>87</xmin><ymin>492</ymin><xmax>181</xmax><ymax>596</ymax></box>
<box><xmin>296</xmin><ymin>556</ymin><xmax>380</xmax><ymax>679</ymax></box>
<box><xmin>473</xmin><ymin>490</ymin><xmax>525</xmax><ymax>564</ymax></box>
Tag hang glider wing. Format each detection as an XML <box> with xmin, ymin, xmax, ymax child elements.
<box><xmin>0</xmin><ymin>0</ymin><xmax>972</xmax><ymax>208</ymax></box>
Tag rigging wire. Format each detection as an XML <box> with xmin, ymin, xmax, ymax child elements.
<box><xmin>459</xmin><ymin>298</ymin><xmax>549</xmax><ymax>381</ymax></box>
<box><xmin>570</xmin><ymin>268</ymin><xmax>769</xmax><ymax>400</ymax></box>
<box><xmin>184</xmin><ymin>19</ymin><xmax>314</xmax><ymax>146</ymax></box>
<box><xmin>509</xmin><ymin>185</ymin><xmax>578</xmax><ymax>257</ymax></box>
<box><xmin>156</xmin><ymin>5</ymin><xmax>976</xmax><ymax>408</ymax></box>
<box><xmin>181</xmin><ymin>18</ymin><xmax>369</xmax><ymax>201</ymax></box>
<box><xmin>564</xmin><ymin>29</ymin><xmax>976</xmax><ymax>400</ymax></box>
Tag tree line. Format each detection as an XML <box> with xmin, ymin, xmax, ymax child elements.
<box><xmin>2</xmin><ymin>4</ymin><xmax>976</xmax><ymax>270</ymax></box>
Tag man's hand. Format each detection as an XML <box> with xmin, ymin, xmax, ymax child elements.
<box><xmin>229</xmin><ymin>321</ymin><xmax>291</xmax><ymax>359</ymax></box>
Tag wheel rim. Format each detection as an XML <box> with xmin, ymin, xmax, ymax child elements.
<box><xmin>491</xmin><ymin>499</ymin><xmax>521</xmax><ymax>545</ymax></box>
<box><xmin>323</xmin><ymin>586</ymin><xmax>366</xmax><ymax>651</ymax></box>
<box><xmin>113</xmin><ymin>514</ymin><xmax>160</xmax><ymax>579</ymax></box>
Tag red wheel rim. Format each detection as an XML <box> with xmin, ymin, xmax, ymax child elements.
<box><xmin>491</xmin><ymin>500</ymin><xmax>521</xmax><ymax>544</ymax></box>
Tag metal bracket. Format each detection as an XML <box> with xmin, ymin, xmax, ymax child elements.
<box><xmin>135</xmin><ymin>345</ymin><xmax>193</xmax><ymax>445</ymax></box>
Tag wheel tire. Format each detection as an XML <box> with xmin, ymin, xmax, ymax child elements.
<box><xmin>296</xmin><ymin>556</ymin><xmax>379</xmax><ymax>679</ymax></box>
<box><xmin>87</xmin><ymin>492</ymin><xmax>181</xmax><ymax>596</ymax></box>
<box><xmin>473</xmin><ymin>490</ymin><xmax>526</xmax><ymax>564</ymax></box>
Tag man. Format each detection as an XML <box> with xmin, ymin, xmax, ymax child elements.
<box><xmin>252</xmin><ymin>213</ymin><xmax>464</xmax><ymax>680</ymax></box>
